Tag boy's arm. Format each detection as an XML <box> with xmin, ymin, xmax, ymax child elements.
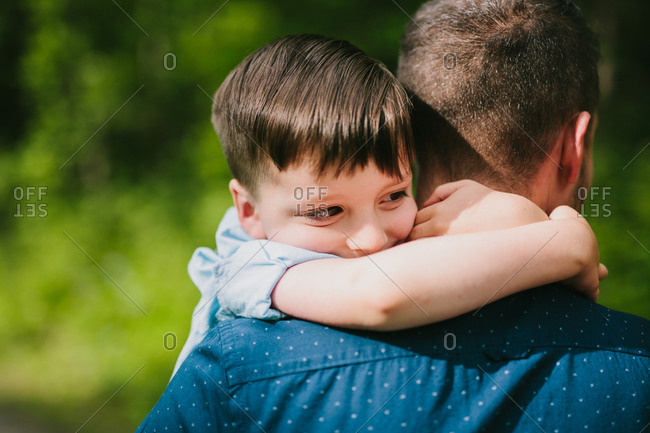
<box><xmin>272</xmin><ymin>205</ymin><xmax>603</xmax><ymax>331</ymax></box>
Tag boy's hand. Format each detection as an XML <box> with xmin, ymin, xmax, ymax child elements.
<box><xmin>409</xmin><ymin>180</ymin><xmax>548</xmax><ymax>240</ymax></box>
<box><xmin>549</xmin><ymin>205</ymin><xmax>607</xmax><ymax>302</ymax></box>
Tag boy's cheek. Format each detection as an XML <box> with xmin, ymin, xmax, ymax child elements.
<box><xmin>406</xmin><ymin>199</ymin><xmax>419</xmax><ymax>228</ymax></box>
<box><xmin>273</xmin><ymin>226</ymin><xmax>338</xmax><ymax>254</ymax></box>
<box><xmin>393</xmin><ymin>200</ymin><xmax>419</xmax><ymax>244</ymax></box>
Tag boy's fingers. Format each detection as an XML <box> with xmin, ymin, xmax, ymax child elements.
<box><xmin>413</xmin><ymin>208</ymin><xmax>428</xmax><ymax>227</ymax></box>
<box><xmin>409</xmin><ymin>216</ymin><xmax>446</xmax><ymax>240</ymax></box>
<box><xmin>598</xmin><ymin>263</ymin><xmax>608</xmax><ymax>280</ymax></box>
<box><xmin>409</xmin><ymin>219</ymin><xmax>432</xmax><ymax>240</ymax></box>
<box><xmin>407</xmin><ymin>223</ymin><xmax>423</xmax><ymax>241</ymax></box>
<box><xmin>422</xmin><ymin>180</ymin><xmax>468</xmax><ymax>207</ymax></box>
<box><xmin>414</xmin><ymin>205</ymin><xmax>437</xmax><ymax>226</ymax></box>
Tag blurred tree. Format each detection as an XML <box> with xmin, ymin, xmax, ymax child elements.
<box><xmin>0</xmin><ymin>1</ymin><xmax>648</xmax><ymax>432</ymax></box>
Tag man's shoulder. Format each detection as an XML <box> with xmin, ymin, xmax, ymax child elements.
<box><xmin>202</xmin><ymin>286</ymin><xmax>649</xmax><ymax>383</ymax></box>
<box><xmin>448</xmin><ymin>285</ymin><xmax>650</xmax><ymax>356</ymax></box>
<box><xmin>157</xmin><ymin>289</ymin><xmax>650</xmax><ymax>432</ymax></box>
<box><xmin>205</xmin><ymin>318</ymin><xmax>417</xmax><ymax>386</ymax></box>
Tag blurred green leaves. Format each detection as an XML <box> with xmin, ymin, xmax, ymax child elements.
<box><xmin>0</xmin><ymin>0</ymin><xmax>648</xmax><ymax>432</ymax></box>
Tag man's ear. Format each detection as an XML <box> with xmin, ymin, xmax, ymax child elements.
<box><xmin>229</xmin><ymin>179</ymin><xmax>266</xmax><ymax>239</ymax></box>
<box><xmin>559</xmin><ymin>111</ymin><xmax>591</xmax><ymax>184</ymax></box>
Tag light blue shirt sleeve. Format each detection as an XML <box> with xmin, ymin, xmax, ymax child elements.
<box><xmin>172</xmin><ymin>207</ymin><xmax>335</xmax><ymax>377</ymax></box>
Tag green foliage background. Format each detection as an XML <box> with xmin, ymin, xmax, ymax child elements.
<box><xmin>0</xmin><ymin>1</ymin><xmax>648</xmax><ymax>431</ymax></box>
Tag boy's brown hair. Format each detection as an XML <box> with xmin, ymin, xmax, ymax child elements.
<box><xmin>213</xmin><ymin>34</ymin><xmax>415</xmax><ymax>198</ymax></box>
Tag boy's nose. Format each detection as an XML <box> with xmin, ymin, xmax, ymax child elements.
<box><xmin>345</xmin><ymin>222</ymin><xmax>389</xmax><ymax>256</ymax></box>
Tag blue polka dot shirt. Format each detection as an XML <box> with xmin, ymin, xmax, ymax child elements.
<box><xmin>137</xmin><ymin>286</ymin><xmax>650</xmax><ymax>432</ymax></box>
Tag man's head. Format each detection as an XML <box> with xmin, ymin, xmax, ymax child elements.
<box><xmin>398</xmin><ymin>0</ymin><xmax>600</xmax><ymax>212</ymax></box>
<box><xmin>213</xmin><ymin>34</ymin><xmax>417</xmax><ymax>257</ymax></box>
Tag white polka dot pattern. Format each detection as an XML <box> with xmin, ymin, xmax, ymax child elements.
<box><xmin>137</xmin><ymin>287</ymin><xmax>650</xmax><ymax>432</ymax></box>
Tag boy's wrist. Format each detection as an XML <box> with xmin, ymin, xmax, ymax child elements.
<box><xmin>549</xmin><ymin>206</ymin><xmax>601</xmax><ymax>301</ymax></box>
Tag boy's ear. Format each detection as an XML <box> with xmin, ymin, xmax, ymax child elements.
<box><xmin>558</xmin><ymin>111</ymin><xmax>591</xmax><ymax>185</ymax></box>
<box><xmin>229</xmin><ymin>179</ymin><xmax>266</xmax><ymax>239</ymax></box>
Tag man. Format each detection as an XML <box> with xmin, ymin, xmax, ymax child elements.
<box><xmin>137</xmin><ymin>1</ymin><xmax>650</xmax><ymax>431</ymax></box>
<box><xmin>398</xmin><ymin>0</ymin><xmax>597</xmax><ymax>214</ymax></box>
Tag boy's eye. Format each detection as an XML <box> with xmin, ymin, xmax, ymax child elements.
<box><xmin>384</xmin><ymin>190</ymin><xmax>408</xmax><ymax>203</ymax></box>
<box><xmin>303</xmin><ymin>206</ymin><xmax>343</xmax><ymax>221</ymax></box>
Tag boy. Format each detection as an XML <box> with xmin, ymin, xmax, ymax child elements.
<box><xmin>174</xmin><ymin>34</ymin><xmax>603</xmax><ymax>375</ymax></box>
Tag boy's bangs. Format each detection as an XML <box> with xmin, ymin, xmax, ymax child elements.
<box><xmin>264</xmin><ymin>74</ymin><xmax>415</xmax><ymax>179</ymax></box>
<box><xmin>311</xmin><ymin>112</ymin><xmax>414</xmax><ymax>180</ymax></box>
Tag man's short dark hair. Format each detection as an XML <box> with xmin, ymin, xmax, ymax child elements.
<box><xmin>213</xmin><ymin>34</ymin><xmax>415</xmax><ymax>197</ymax></box>
<box><xmin>398</xmin><ymin>0</ymin><xmax>599</xmax><ymax>195</ymax></box>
